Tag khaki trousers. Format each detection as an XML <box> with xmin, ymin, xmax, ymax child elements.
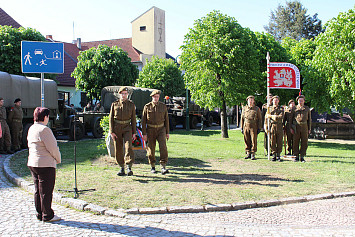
<box><xmin>285</xmin><ymin>125</ymin><xmax>293</xmax><ymax>153</ymax></box>
<box><xmin>146</xmin><ymin>126</ymin><xmax>168</xmax><ymax>165</ymax></box>
<box><xmin>244</xmin><ymin>123</ymin><xmax>258</xmax><ymax>154</ymax></box>
<box><xmin>270</xmin><ymin>123</ymin><xmax>283</xmax><ymax>155</ymax></box>
<box><xmin>0</xmin><ymin>121</ymin><xmax>11</xmax><ymax>151</ymax></box>
<box><xmin>112</xmin><ymin>123</ymin><xmax>134</xmax><ymax>167</ymax></box>
<box><xmin>293</xmin><ymin>124</ymin><xmax>309</xmax><ymax>156</ymax></box>
<box><xmin>10</xmin><ymin>122</ymin><xmax>23</xmax><ymax>150</ymax></box>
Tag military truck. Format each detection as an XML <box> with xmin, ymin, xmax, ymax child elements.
<box><xmin>101</xmin><ymin>86</ymin><xmax>161</xmax><ymax>116</ymax></box>
<box><xmin>0</xmin><ymin>71</ymin><xmax>84</xmax><ymax>143</ymax></box>
<box><xmin>165</xmin><ymin>97</ymin><xmax>220</xmax><ymax>129</ymax></box>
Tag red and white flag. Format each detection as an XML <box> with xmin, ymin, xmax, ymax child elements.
<box><xmin>268</xmin><ymin>62</ymin><xmax>300</xmax><ymax>89</ymax></box>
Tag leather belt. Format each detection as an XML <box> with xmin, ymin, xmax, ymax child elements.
<box><xmin>12</xmin><ymin>119</ymin><xmax>22</xmax><ymax>123</ymax></box>
<box><xmin>296</xmin><ymin>121</ymin><xmax>307</xmax><ymax>125</ymax></box>
<box><xmin>114</xmin><ymin>119</ymin><xmax>131</xmax><ymax>124</ymax></box>
<box><xmin>245</xmin><ymin>119</ymin><xmax>256</xmax><ymax>124</ymax></box>
<box><xmin>147</xmin><ymin>123</ymin><xmax>164</xmax><ymax>128</ymax></box>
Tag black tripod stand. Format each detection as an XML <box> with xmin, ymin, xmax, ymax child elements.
<box><xmin>58</xmin><ymin>113</ymin><xmax>95</xmax><ymax>198</ymax></box>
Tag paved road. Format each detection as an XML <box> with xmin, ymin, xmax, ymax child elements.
<box><xmin>0</xmin><ymin>153</ymin><xmax>354</xmax><ymax>236</ymax></box>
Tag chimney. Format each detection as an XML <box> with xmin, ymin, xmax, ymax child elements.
<box><xmin>46</xmin><ymin>35</ymin><xmax>53</xmax><ymax>40</ymax></box>
<box><xmin>77</xmin><ymin>38</ymin><xmax>81</xmax><ymax>49</ymax></box>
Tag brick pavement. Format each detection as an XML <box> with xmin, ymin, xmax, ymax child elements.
<box><xmin>1</xmin><ymin>153</ymin><xmax>354</xmax><ymax>236</ymax></box>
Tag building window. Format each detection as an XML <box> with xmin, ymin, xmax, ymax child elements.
<box><xmin>140</xmin><ymin>26</ymin><xmax>146</xmax><ymax>31</ymax></box>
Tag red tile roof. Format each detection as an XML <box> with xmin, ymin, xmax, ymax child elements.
<box><xmin>81</xmin><ymin>38</ymin><xmax>141</xmax><ymax>62</ymax></box>
<box><xmin>0</xmin><ymin>8</ymin><xmax>21</xmax><ymax>28</ymax></box>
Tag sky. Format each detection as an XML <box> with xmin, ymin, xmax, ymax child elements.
<box><xmin>1</xmin><ymin>0</ymin><xmax>354</xmax><ymax>57</ymax></box>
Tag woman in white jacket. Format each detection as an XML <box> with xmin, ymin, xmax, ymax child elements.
<box><xmin>27</xmin><ymin>107</ymin><xmax>61</xmax><ymax>222</ymax></box>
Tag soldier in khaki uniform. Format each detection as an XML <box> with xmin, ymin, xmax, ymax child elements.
<box><xmin>265</xmin><ymin>96</ymin><xmax>284</xmax><ymax>161</ymax></box>
<box><xmin>8</xmin><ymin>98</ymin><xmax>23</xmax><ymax>151</ymax></box>
<box><xmin>262</xmin><ymin>94</ymin><xmax>273</xmax><ymax>155</ymax></box>
<box><xmin>142</xmin><ymin>90</ymin><xmax>170</xmax><ymax>174</ymax></box>
<box><xmin>109</xmin><ymin>87</ymin><xmax>136</xmax><ymax>176</ymax></box>
<box><xmin>240</xmin><ymin>95</ymin><xmax>262</xmax><ymax>160</ymax></box>
<box><xmin>283</xmin><ymin>99</ymin><xmax>295</xmax><ymax>155</ymax></box>
<box><xmin>290</xmin><ymin>95</ymin><xmax>311</xmax><ymax>162</ymax></box>
<box><xmin>0</xmin><ymin>98</ymin><xmax>14</xmax><ymax>154</ymax></box>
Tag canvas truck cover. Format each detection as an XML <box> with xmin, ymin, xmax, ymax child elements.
<box><xmin>0</xmin><ymin>71</ymin><xmax>58</xmax><ymax>109</ymax></box>
<box><xmin>101</xmin><ymin>86</ymin><xmax>163</xmax><ymax>114</ymax></box>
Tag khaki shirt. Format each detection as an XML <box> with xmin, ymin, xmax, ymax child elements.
<box><xmin>265</xmin><ymin>105</ymin><xmax>284</xmax><ymax>126</ymax></box>
<box><xmin>240</xmin><ymin>105</ymin><xmax>262</xmax><ymax>130</ymax></box>
<box><xmin>142</xmin><ymin>101</ymin><xmax>169</xmax><ymax>135</ymax></box>
<box><xmin>0</xmin><ymin>106</ymin><xmax>7</xmax><ymax>124</ymax></box>
<box><xmin>283</xmin><ymin>106</ymin><xmax>294</xmax><ymax>128</ymax></box>
<box><xmin>290</xmin><ymin>105</ymin><xmax>311</xmax><ymax>130</ymax></box>
<box><xmin>109</xmin><ymin>99</ymin><xmax>137</xmax><ymax>134</ymax></box>
<box><xmin>8</xmin><ymin>105</ymin><xmax>23</xmax><ymax>124</ymax></box>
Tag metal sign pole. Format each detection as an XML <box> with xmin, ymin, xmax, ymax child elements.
<box><xmin>41</xmin><ymin>73</ymin><xmax>44</xmax><ymax>107</ymax></box>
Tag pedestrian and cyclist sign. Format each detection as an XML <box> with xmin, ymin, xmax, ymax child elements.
<box><xmin>21</xmin><ymin>41</ymin><xmax>64</xmax><ymax>74</ymax></box>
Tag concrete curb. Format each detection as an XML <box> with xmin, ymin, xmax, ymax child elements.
<box><xmin>3</xmin><ymin>153</ymin><xmax>355</xmax><ymax>217</ymax></box>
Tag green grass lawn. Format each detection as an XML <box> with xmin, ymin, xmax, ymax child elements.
<box><xmin>10</xmin><ymin>130</ymin><xmax>355</xmax><ymax>209</ymax></box>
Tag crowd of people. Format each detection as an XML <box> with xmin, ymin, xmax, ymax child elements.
<box><xmin>240</xmin><ymin>94</ymin><xmax>311</xmax><ymax>162</ymax></box>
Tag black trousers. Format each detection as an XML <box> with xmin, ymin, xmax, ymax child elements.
<box><xmin>28</xmin><ymin>166</ymin><xmax>56</xmax><ymax>221</ymax></box>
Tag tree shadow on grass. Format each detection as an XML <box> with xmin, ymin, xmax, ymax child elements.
<box><xmin>133</xmin><ymin>158</ymin><xmax>304</xmax><ymax>187</ymax></box>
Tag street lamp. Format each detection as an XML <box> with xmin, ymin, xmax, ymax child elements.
<box><xmin>175</xmin><ymin>55</ymin><xmax>189</xmax><ymax>131</ymax></box>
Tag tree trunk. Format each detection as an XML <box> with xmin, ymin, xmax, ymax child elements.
<box><xmin>220</xmin><ymin>98</ymin><xmax>229</xmax><ymax>138</ymax></box>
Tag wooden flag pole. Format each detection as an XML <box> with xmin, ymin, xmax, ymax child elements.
<box><xmin>266</xmin><ymin>52</ymin><xmax>271</xmax><ymax>161</ymax></box>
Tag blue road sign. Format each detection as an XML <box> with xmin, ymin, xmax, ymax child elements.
<box><xmin>21</xmin><ymin>41</ymin><xmax>64</xmax><ymax>74</ymax></box>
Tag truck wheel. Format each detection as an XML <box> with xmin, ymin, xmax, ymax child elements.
<box><xmin>92</xmin><ymin>117</ymin><xmax>104</xmax><ymax>138</ymax></box>
<box><xmin>69</xmin><ymin>121</ymin><xmax>85</xmax><ymax>141</ymax></box>
<box><xmin>22</xmin><ymin>123</ymin><xmax>33</xmax><ymax>148</ymax></box>
<box><xmin>190</xmin><ymin>116</ymin><xmax>198</xmax><ymax>129</ymax></box>
<box><xmin>207</xmin><ymin>115</ymin><xmax>213</xmax><ymax>127</ymax></box>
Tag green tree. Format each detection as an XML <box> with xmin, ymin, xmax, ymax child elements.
<box><xmin>72</xmin><ymin>45</ymin><xmax>138</xmax><ymax>100</ymax></box>
<box><xmin>304</xmin><ymin>8</ymin><xmax>355</xmax><ymax>113</ymax></box>
<box><xmin>0</xmin><ymin>26</ymin><xmax>51</xmax><ymax>77</ymax></box>
<box><xmin>180</xmin><ymin>10</ymin><xmax>259</xmax><ymax>138</ymax></box>
<box><xmin>264</xmin><ymin>0</ymin><xmax>323</xmax><ymax>41</ymax></box>
<box><xmin>136</xmin><ymin>56</ymin><xmax>185</xmax><ymax>97</ymax></box>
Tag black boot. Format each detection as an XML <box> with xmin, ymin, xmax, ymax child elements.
<box><xmin>117</xmin><ymin>167</ymin><xmax>125</xmax><ymax>176</ymax></box>
<box><xmin>294</xmin><ymin>155</ymin><xmax>299</xmax><ymax>162</ymax></box>
<box><xmin>250</xmin><ymin>153</ymin><xmax>256</xmax><ymax>160</ymax></box>
<box><xmin>271</xmin><ymin>153</ymin><xmax>277</xmax><ymax>161</ymax></box>
<box><xmin>300</xmin><ymin>156</ymin><xmax>306</xmax><ymax>162</ymax></box>
<box><xmin>277</xmin><ymin>153</ymin><xmax>282</xmax><ymax>162</ymax></box>
<box><xmin>151</xmin><ymin>167</ymin><xmax>157</xmax><ymax>173</ymax></box>
<box><xmin>244</xmin><ymin>153</ymin><xmax>251</xmax><ymax>159</ymax></box>
<box><xmin>161</xmin><ymin>165</ymin><xmax>169</xmax><ymax>175</ymax></box>
<box><xmin>127</xmin><ymin>167</ymin><xmax>133</xmax><ymax>176</ymax></box>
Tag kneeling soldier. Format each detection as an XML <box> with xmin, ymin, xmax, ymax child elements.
<box><xmin>142</xmin><ymin>90</ymin><xmax>170</xmax><ymax>174</ymax></box>
<box><xmin>265</xmin><ymin>96</ymin><xmax>284</xmax><ymax>161</ymax></box>
<box><xmin>240</xmin><ymin>95</ymin><xmax>262</xmax><ymax>160</ymax></box>
<box><xmin>109</xmin><ymin>87</ymin><xmax>136</xmax><ymax>176</ymax></box>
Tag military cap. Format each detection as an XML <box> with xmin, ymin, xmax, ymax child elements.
<box><xmin>246</xmin><ymin>95</ymin><xmax>255</xmax><ymax>101</ymax></box>
<box><xmin>118</xmin><ymin>87</ymin><xmax>129</xmax><ymax>94</ymax></box>
<box><xmin>14</xmin><ymin>98</ymin><xmax>21</xmax><ymax>103</ymax></box>
<box><xmin>296</xmin><ymin>95</ymin><xmax>305</xmax><ymax>101</ymax></box>
<box><xmin>288</xmin><ymin>99</ymin><xmax>295</xmax><ymax>105</ymax></box>
<box><xmin>150</xmin><ymin>90</ymin><xmax>161</xmax><ymax>97</ymax></box>
<box><xmin>265</xmin><ymin>94</ymin><xmax>273</xmax><ymax>99</ymax></box>
<box><xmin>271</xmin><ymin>95</ymin><xmax>280</xmax><ymax>101</ymax></box>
